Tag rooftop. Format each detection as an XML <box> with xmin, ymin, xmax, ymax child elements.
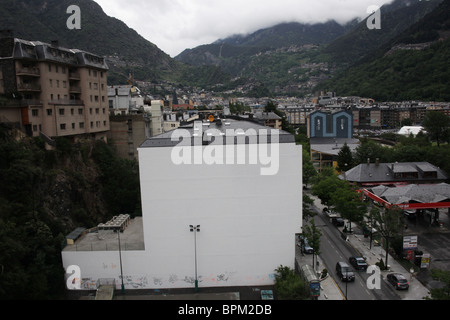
<box><xmin>342</xmin><ymin>162</ymin><xmax>448</xmax><ymax>185</ymax></box>
<box><xmin>63</xmin><ymin>217</ymin><xmax>145</xmax><ymax>252</ymax></box>
<box><xmin>368</xmin><ymin>183</ymin><xmax>450</xmax><ymax>206</ymax></box>
<box><xmin>139</xmin><ymin>118</ymin><xmax>295</xmax><ymax>149</ymax></box>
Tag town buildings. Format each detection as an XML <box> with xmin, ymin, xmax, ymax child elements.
<box><xmin>0</xmin><ymin>34</ymin><xmax>109</xmax><ymax>144</ymax></box>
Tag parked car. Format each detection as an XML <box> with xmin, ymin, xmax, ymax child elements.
<box><xmin>387</xmin><ymin>273</ymin><xmax>409</xmax><ymax>290</ymax></box>
<box><xmin>300</xmin><ymin>237</ymin><xmax>314</xmax><ymax>254</ymax></box>
<box><xmin>336</xmin><ymin>262</ymin><xmax>355</xmax><ymax>282</ymax></box>
<box><xmin>349</xmin><ymin>256</ymin><xmax>368</xmax><ymax>271</ymax></box>
<box><xmin>332</xmin><ymin>217</ymin><xmax>345</xmax><ymax>227</ymax></box>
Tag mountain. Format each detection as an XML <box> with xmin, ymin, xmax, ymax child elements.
<box><xmin>176</xmin><ymin>20</ymin><xmax>356</xmax><ymax>72</ymax></box>
<box><xmin>321</xmin><ymin>0</ymin><xmax>443</xmax><ymax>66</ymax></box>
<box><xmin>318</xmin><ymin>0</ymin><xmax>450</xmax><ymax>102</ymax></box>
<box><xmin>175</xmin><ymin>0</ymin><xmax>445</xmax><ymax>97</ymax></box>
<box><xmin>0</xmin><ymin>0</ymin><xmax>231</xmax><ymax>88</ymax></box>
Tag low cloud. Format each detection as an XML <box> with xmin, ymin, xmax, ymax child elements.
<box><xmin>94</xmin><ymin>0</ymin><xmax>394</xmax><ymax>57</ymax></box>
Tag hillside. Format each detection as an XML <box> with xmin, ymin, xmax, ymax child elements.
<box><xmin>321</xmin><ymin>0</ymin><xmax>443</xmax><ymax>66</ymax></box>
<box><xmin>0</xmin><ymin>126</ymin><xmax>141</xmax><ymax>299</ymax></box>
<box><xmin>176</xmin><ymin>20</ymin><xmax>355</xmax><ymax>72</ymax></box>
<box><xmin>0</xmin><ymin>0</ymin><xmax>230</xmax><ymax>87</ymax></box>
<box><xmin>318</xmin><ymin>0</ymin><xmax>450</xmax><ymax>101</ymax></box>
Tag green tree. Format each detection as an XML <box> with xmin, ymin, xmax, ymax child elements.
<box><xmin>274</xmin><ymin>265</ymin><xmax>310</xmax><ymax>300</ymax></box>
<box><xmin>336</xmin><ymin>143</ymin><xmax>354</xmax><ymax>172</ymax></box>
<box><xmin>330</xmin><ymin>183</ymin><xmax>367</xmax><ymax>233</ymax></box>
<box><xmin>354</xmin><ymin>138</ymin><xmax>392</xmax><ymax>164</ymax></box>
<box><xmin>312</xmin><ymin>170</ymin><xmax>347</xmax><ymax>206</ymax></box>
<box><xmin>302</xmin><ymin>218</ymin><xmax>322</xmax><ymax>269</ymax></box>
<box><xmin>422</xmin><ymin>111</ymin><xmax>450</xmax><ymax>147</ymax></box>
<box><xmin>302</xmin><ymin>149</ymin><xmax>317</xmax><ymax>189</ymax></box>
<box><xmin>370</xmin><ymin>206</ymin><xmax>404</xmax><ymax>269</ymax></box>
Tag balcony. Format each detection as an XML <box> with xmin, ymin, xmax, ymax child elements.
<box><xmin>17</xmin><ymin>67</ymin><xmax>41</xmax><ymax>77</ymax></box>
<box><xmin>69</xmin><ymin>86</ymin><xmax>82</xmax><ymax>93</ymax></box>
<box><xmin>69</xmin><ymin>72</ymin><xmax>81</xmax><ymax>80</ymax></box>
<box><xmin>17</xmin><ymin>83</ymin><xmax>41</xmax><ymax>92</ymax></box>
<box><xmin>48</xmin><ymin>99</ymin><xmax>84</xmax><ymax>106</ymax></box>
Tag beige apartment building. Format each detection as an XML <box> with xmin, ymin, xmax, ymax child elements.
<box><xmin>0</xmin><ymin>34</ymin><xmax>109</xmax><ymax>143</ymax></box>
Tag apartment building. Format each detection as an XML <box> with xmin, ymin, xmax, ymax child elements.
<box><xmin>0</xmin><ymin>34</ymin><xmax>109</xmax><ymax>142</ymax></box>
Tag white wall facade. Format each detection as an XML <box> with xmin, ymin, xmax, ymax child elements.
<box><xmin>62</xmin><ymin>139</ymin><xmax>302</xmax><ymax>290</ymax></box>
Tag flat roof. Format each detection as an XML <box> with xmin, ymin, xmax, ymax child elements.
<box><xmin>63</xmin><ymin>217</ymin><xmax>145</xmax><ymax>252</ymax></box>
<box><xmin>139</xmin><ymin>119</ymin><xmax>295</xmax><ymax>149</ymax></box>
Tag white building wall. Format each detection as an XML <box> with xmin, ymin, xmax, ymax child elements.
<box><xmin>62</xmin><ymin>140</ymin><xmax>302</xmax><ymax>290</ymax></box>
<box><xmin>138</xmin><ymin>142</ymin><xmax>302</xmax><ymax>288</ymax></box>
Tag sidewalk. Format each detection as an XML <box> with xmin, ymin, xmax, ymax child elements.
<box><xmin>295</xmin><ymin>245</ymin><xmax>345</xmax><ymax>300</ymax></box>
<box><xmin>306</xmin><ymin>194</ymin><xmax>431</xmax><ymax>300</ymax></box>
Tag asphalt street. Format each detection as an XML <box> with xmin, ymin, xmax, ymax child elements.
<box><xmin>310</xmin><ymin>211</ymin><xmax>400</xmax><ymax>300</ymax></box>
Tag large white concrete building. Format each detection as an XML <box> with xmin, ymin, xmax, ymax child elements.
<box><xmin>61</xmin><ymin>118</ymin><xmax>302</xmax><ymax>291</ymax></box>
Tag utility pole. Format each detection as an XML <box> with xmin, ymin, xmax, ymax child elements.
<box><xmin>190</xmin><ymin>225</ymin><xmax>200</xmax><ymax>293</ymax></box>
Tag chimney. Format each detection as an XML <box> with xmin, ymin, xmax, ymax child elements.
<box><xmin>367</xmin><ymin>158</ymin><xmax>370</xmax><ymax>165</ymax></box>
<box><xmin>376</xmin><ymin>158</ymin><xmax>379</xmax><ymax>166</ymax></box>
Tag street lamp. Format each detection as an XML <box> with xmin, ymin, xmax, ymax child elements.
<box><xmin>117</xmin><ymin>227</ymin><xmax>125</xmax><ymax>294</ymax></box>
<box><xmin>189</xmin><ymin>225</ymin><xmax>200</xmax><ymax>293</ymax></box>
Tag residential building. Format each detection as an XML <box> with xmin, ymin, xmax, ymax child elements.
<box><xmin>0</xmin><ymin>35</ymin><xmax>109</xmax><ymax>142</ymax></box>
<box><xmin>62</xmin><ymin>119</ymin><xmax>303</xmax><ymax>290</ymax></box>
<box><xmin>253</xmin><ymin>112</ymin><xmax>282</xmax><ymax>129</ymax></box>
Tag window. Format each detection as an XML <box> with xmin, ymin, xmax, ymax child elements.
<box><xmin>59</xmin><ymin>108</ymin><xmax>65</xmax><ymax>116</ymax></box>
<box><xmin>48</xmin><ymin>64</ymin><xmax>52</xmax><ymax>72</ymax></box>
<box><xmin>72</xmin><ymin>123</ymin><xmax>75</xmax><ymax>129</ymax></box>
<box><xmin>79</xmin><ymin>122</ymin><xmax>84</xmax><ymax>129</ymax></box>
<box><xmin>49</xmin><ymin>79</ymin><xmax>53</xmax><ymax>87</ymax></box>
<box><xmin>60</xmin><ymin>123</ymin><xmax>66</xmax><ymax>130</ymax></box>
<box><xmin>95</xmin><ymin>108</ymin><xmax>99</xmax><ymax>114</ymax></box>
<box><xmin>32</xmin><ymin>109</ymin><xmax>39</xmax><ymax>117</ymax></box>
<box><xmin>47</xmin><ymin>109</ymin><xmax>52</xmax><ymax>116</ymax></box>
<box><xmin>78</xmin><ymin>108</ymin><xmax>83</xmax><ymax>115</ymax></box>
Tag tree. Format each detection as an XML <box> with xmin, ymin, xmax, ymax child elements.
<box><xmin>312</xmin><ymin>170</ymin><xmax>346</xmax><ymax>206</ymax></box>
<box><xmin>370</xmin><ymin>206</ymin><xmax>404</xmax><ymax>269</ymax></box>
<box><xmin>302</xmin><ymin>218</ymin><xmax>322</xmax><ymax>270</ymax></box>
<box><xmin>354</xmin><ymin>138</ymin><xmax>392</xmax><ymax>164</ymax></box>
<box><xmin>336</xmin><ymin>143</ymin><xmax>354</xmax><ymax>172</ymax></box>
<box><xmin>422</xmin><ymin>111</ymin><xmax>450</xmax><ymax>147</ymax></box>
<box><xmin>302</xmin><ymin>150</ymin><xmax>317</xmax><ymax>189</ymax></box>
<box><xmin>303</xmin><ymin>194</ymin><xmax>316</xmax><ymax>220</ymax></box>
<box><xmin>274</xmin><ymin>265</ymin><xmax>310</xmax><ymax>300</ymax></box>
<box><xmin>330</xmin><ymin>183</ymin><xmax>367</xmax><ymax>233</ymax></box>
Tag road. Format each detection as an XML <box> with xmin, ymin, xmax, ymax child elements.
<box><xmin>311</xmin><ymin>208</ymin><xmax>400</xmax><ymax>300</ymax></box>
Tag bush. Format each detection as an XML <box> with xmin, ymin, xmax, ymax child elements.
<box><xmin>274</xmin><ymin>265</ymin><xmax>310</xmax><ymax>300</ymax></box>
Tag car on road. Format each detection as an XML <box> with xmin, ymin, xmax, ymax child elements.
<box><xmin>336</xmin><ymin>261</ymin><xmax>355</xmax><ymax>282</ymax></box>
<box><xmin>332</xmin><ymin>217</ymin><xmax>345</xmax><ymax>227</ymax></box>
<box><xmin>387</xmin><ymin>273</ymin><xmax>409</xmax><ymax>290</ymax></box>
<box><xmin>349</xmin><ymin>256</ymin><xmax>368</xmax><ymax>271</ymax></box>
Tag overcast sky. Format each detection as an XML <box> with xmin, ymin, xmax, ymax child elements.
<box><xmin>93</xmin><ymin>0</ymin><xmax>394</xmax><ymax>57</ymax></box>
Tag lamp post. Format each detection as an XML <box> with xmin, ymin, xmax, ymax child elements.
<box><xmin>117</xmin><ymin>227</ymin><xmax>125</xmax><ymax>294</ymax></box>
<box><xmin>189</xmin><ymin>225</ymin><xmax>200</xmax><ymax>293</ymax></box>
